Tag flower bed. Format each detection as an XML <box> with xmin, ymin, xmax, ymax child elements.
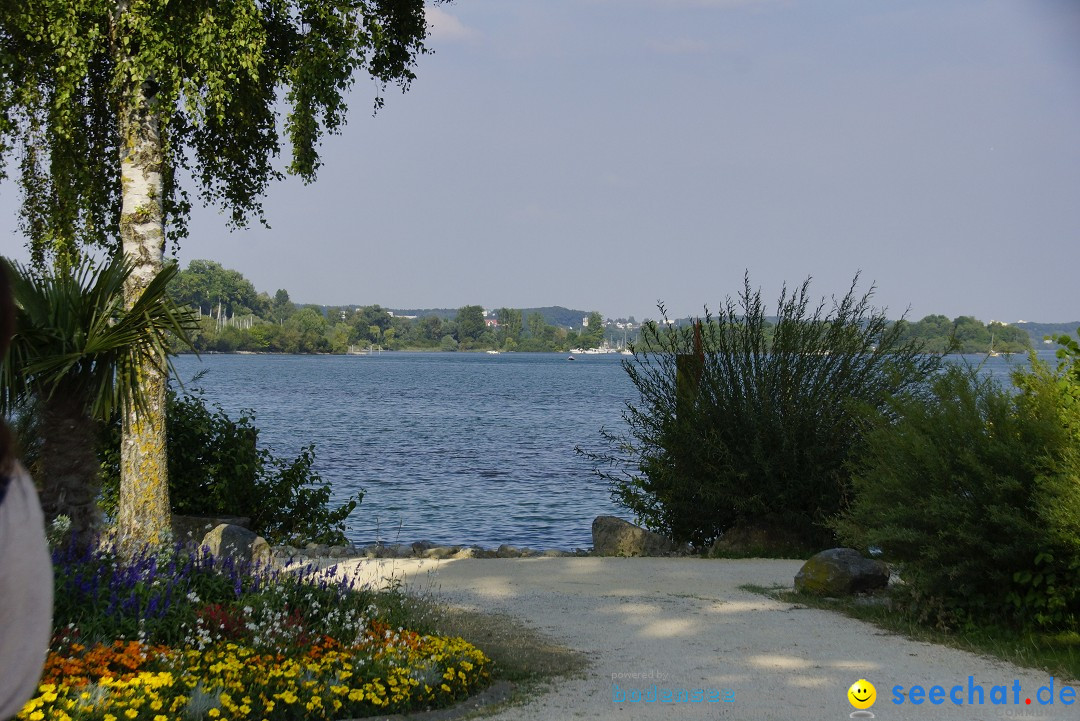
<box><xmin>18</xmin><ymin>545</ymin><xmax>490</xmax><ymax>720</ymax></box>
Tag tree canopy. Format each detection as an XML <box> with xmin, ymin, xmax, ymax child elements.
<box><xmin>0</xmin><ymin>0</ymin><xmax>432</xmax><ymax>265</ymax></box>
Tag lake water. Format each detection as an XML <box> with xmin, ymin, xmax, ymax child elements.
<box><xmin>172</xmin><ymin>352</ymin><xmax>632</xmax><ymax>549</ymax></box>
<box><xmin>171</xmin><ymin>349</ymin><xmax>1060</xmax><ymax>550</ymax></box>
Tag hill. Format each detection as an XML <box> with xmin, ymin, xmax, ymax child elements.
<box><xmin>390</xmin><ymin>306</ymin><xmax>594</xmax><ymax>329</ymax></box>
<box><xmin>1015</xmin><ymin>321</ymin><xmax>1079</xmax><ymax>345</ymax></box>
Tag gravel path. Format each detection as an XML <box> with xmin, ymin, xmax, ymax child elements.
<box><xmin>328</xmin><ymin>557</ymin><xmax>1077</xmax><ymax>721</ymax></box>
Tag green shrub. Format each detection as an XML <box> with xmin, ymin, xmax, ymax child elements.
<box><xmin>835</xmin><ymin>354</ymin><xmax>1080</xmax><ymax>631</ymax></box>
<box><xmin>583</xmin><ymin>274</ymin><xmax>938</xmax><ymax>550</ymax></box>
<box><xmin>100</xmin><ymin>383</ymin><xmax>359</xmax><ymax>546</ymax></box>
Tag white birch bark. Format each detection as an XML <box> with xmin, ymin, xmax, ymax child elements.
<box><xmin>115</xmin><ymin>3</ymin><xmax>170</xmax><ymax>548</ymax></box>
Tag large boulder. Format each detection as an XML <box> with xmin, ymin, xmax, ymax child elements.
<box><xmin>172</xmin><ymin>514</ymin><xmax>250</xmax><ymax>547</ymax></box>
<box><xmin>794</xmin><ymin>548</ymin><xmax>889</xmax><ymax>595</ymax></box>
<box><xmin>201</xmin><ymin>524</ymin><xmax>272</xmax><ymax>567</ymax></box>
<box><xmin>592</xmin><ymin>516</ymin><xmax>675</xmax><ymax>557</ymax></box>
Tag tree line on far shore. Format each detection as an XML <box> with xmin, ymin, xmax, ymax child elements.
<box><xmin>169</xmin><ymin>260</ymin><xmax>606</xmax><ymax>354</ymax></box>
<box><xmin>170</xmin><ymin>259</ymin><xmax>1036</xmax><ymax>356</ymax></box>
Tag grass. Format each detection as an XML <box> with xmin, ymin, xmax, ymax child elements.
<box><xmin>739</xmin><ymin>583</ymin><xmax>1080</xmax><ymax>682</ymax></box>
<box><xmin>406</xmin><ymin>605</ymin><xmax>589</xmax><ymax>719</ymax></box>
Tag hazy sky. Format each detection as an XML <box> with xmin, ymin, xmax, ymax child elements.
<box><xmin>2</xmin><ymin>0</ymin><xmax>1079</xmax><ymax>322</ymax></box>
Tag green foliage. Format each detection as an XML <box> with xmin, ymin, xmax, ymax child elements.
<box><xmin>584</xmin><ymin>273</ymin><xmax>939</xmax><ymax>550</ymax></box>
<box><xmin>1</xmin><ymin>255</ymin><xmax>196</xmax><ymax>538</ymax></box>
<box><xmin>1</xmin><ymin>255</ymin><xmax>196</xmax><ymax>420</ymax></box>
<box><xmin>836</xmin><ymin>349</ymin><xmax>1080</xmax><ymax>631</ymax></box>
<box><xmin>0</xmin><ymin>0</ymin><xmax>432</xmax><ymax>262</ymax></box>
<box><xmin>100</xmin><ymin>384</ymin><xmax>359</xmax><ymax>546</ymax></box>
<box><xmin>169</xmin><ymin>259</ymin><xmax>264</xmax><ymax>317</ymax></box>
<box><xmin>582</xmin><ymin>311</ymin><xmax>605</xmax><ymax>347</ymax></box>
<box><xmin>898</xmin><ymin>314</ymin><xmax>1031</xmax><ymax>354</ymax></box>
<box><xmin>455</xmin><ymin>305</ymin><xmax>486</xmax><ymax>344</ymax></box>
<box><xmin>165</xmin><ymin>260</ymin><xmax>621</xmax><ymax>353</ymax></box>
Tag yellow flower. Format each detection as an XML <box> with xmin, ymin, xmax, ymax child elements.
<box><xmin>28</xmin><ymin>712</ymin><xmax>44</xmax><ymax>721</ymax></box>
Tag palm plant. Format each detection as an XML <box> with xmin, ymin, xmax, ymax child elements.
<box><xmin>0</xmin><ymin>255</ymin><xmax>196</xmax><ymax>542</ymax></box>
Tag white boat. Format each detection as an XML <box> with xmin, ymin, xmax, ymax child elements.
<box><xmin>486</xmin><ymin>350</ymin><xmax>501</xmax><ymax>355</ymax></box>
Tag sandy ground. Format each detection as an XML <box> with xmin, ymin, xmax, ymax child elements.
<box><xmin>321</xmin><ymin>556</ymin><xmax>1077</xmax><ymax>721</ymax></box>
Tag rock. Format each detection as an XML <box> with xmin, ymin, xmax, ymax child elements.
<box><xmin>328</xmin><ymin>545</ymin><xmax>348</xmax><ymax>558</ymax></box>
<box><xmin>411</xmin><ymin>540</ymin><xmax>438</xmax><ymax>555</ymax></box>
<box><xmin>794</xmin><ymin>548</ymin><xmax>890</xmax><ymax>596</ymax></box>
<box><xmin>452</xmin><ymin>547</ymin><xmax>477</xmax><ymax>559</ymax></box>
<box><xmin>422</xmin><ymin>546</ymin><xmax>459</xmax><ymax>560</ymax></box>
<box><xmin>201</xmin><ymin>524</ymin><xmax>272</xmax><ymax>566</ymax></box>
<box><xmin>274</xmin><ymin>545</ymin><xmax>298</xmax><ymax>558</ymax></box>
<box><xmin>541</xmin><ymin>549</ymin><xmax>572</xmax><ymax>557</ymax></box>
<box><xmin>305</xmin><ymin>542</ymin><xmax>331</xmax><ymax>557</ymax></box>
<box><xmin>172</xmin><ymin>514</ymin><xmax>250</xmax><ymax>546</ymax></box>
<box><xmin>390</xmin><ymin>543</ymin><xmax>413</xmax><ymax>557</ymax></box>
<box><xmin>591</xmin><ymin>516</ymin><xmax>675</xmax><ymax>557</ymax></box>
<box><xmin>496</xmin><ymin>544</ymin><xmax>522</xmax><ymax>558</ymax></box>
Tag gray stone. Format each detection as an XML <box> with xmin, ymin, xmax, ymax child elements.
<box><xmin>274</xmin><ymin>545</ymin><xmax>298</xmax><ymax>558</ymax></box>
<box><xmin>390</xmin><ymin>543</ymin><xmax>413</xmax><ymax>557</ymax></box>
<box><xmin>794</xmin><ymin>548</ymin><xmax>890</xmax><ymax>596</ymax></box>
<box><xmin>422</xmin><ymin>546</ymin><xmax>459</xmax><ymax>560</ymax></box>
<box><xmin>496</xmin><ymin>544</ymin><xmax>522</xmax><ymax>558</ymax></box>
<box><xmin>411</xmin><ymin>540</ymin><xmax>438</xmax><ymax>555</ymax></box>
<box><xmin>540</xmin><ymin>549</ymin><xmax>572</xmax><ymax>557</ymax></box>
<box><xmin>328</xmin><ymin>545</ymin><xmax>348</xmax><ymax>558</ymax></box>
<box><xmin>452</xmin><ymin>547</ymin><xmax>477</xmax><ymax>559</ymax></box>
<box><xmin>591</xmin><ymin>516</ymin><xmax>676</xmax><ymax>557</ymax></box>
<box><xmin>172</xmin><ymin>514</ymin><xmax>250</xmax><ymax>546</ymax></box>
<box><xmin>201</xmin><ymin>524</ymin><xmax>271</xmax><ymax>566</ymax></box>
<box><xmin>305</xmin><ymin>542</ymin><xmax>331</xmax><ymax>557</ymax></box>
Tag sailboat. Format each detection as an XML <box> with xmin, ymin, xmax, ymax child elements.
<box><xmin>988</xmin><ymin>333</ymin><xmax>1000</xmax><ymax>358</ymax></box>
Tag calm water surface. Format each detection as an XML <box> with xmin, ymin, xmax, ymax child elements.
<box><xmin>171</xmin><ymin>350</ymin><xmax>1057</xmax><ymax>549</ymax></box>
<box><xmin>172</xmin><ymin>352</ymin><xmax>631</xmax><ymax>549</ymax></box>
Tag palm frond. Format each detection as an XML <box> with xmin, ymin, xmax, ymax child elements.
<box><xmin>0</xmin><ymin>255</ymin><xmax>198</xmax><ymax>420</ymax></box>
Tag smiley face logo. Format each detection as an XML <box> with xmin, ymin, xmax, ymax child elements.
<box><xmin>847</xmin><ymin>679</ymin><xmax>876</xmax><ymax>710</ymax></box>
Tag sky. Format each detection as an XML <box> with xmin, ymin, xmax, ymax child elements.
<box><xmin>2</xmin><ymin>0</ymin><xmax>1079</xmax><ymax>323</ymax></box>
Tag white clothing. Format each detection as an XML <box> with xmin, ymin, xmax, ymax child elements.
<box><xmin>0</xmin><ymin>463</ymin><xmax>52</xmax><ymax>720</ymax></box>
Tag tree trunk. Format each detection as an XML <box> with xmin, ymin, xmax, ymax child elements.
<box><xmin>37</xmin><ymin>394</ymin><xmax>102</xmax><ymax>547</ymax></box>
<box><xmin>115</xmin><ymin>52</ymin><xmax>170</xmax><ymax>550</ymax></box>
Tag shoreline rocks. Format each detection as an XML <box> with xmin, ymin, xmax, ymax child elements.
<box><xmin>591</xmin><ymin>515</ymin><xmax>682</xmax><ymax>557</ymax></box>
<box><xmin>271</xmin><ymin>541</ymin><xmax>593</xmax><ymax>562</ymax></box>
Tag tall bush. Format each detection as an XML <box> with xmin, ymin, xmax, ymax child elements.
<box><xmin>835</xmin><ymin>353</ymin><xmax>1080</xmax><ymax>631</ymax></box>
<box><xmin>584</xmin><ymin>274</ymin><xmax>939</xmax><ymax>549</ymax></box>
<box><xmin>100</xmin><ymin>383</ymin><xmax>359</xmax><ymax>546</ymax></box>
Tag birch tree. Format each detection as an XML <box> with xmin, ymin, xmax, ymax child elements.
<box><xmin>0</xmin><ymin>0</ymin><xmax>433</xmax><ymax>547</ymax></box>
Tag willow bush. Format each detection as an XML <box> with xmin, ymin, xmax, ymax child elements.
<box><xmin>584</xmin><ymin>274</ymin><xmax>939</xmax><ymax>550</ymax></box>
